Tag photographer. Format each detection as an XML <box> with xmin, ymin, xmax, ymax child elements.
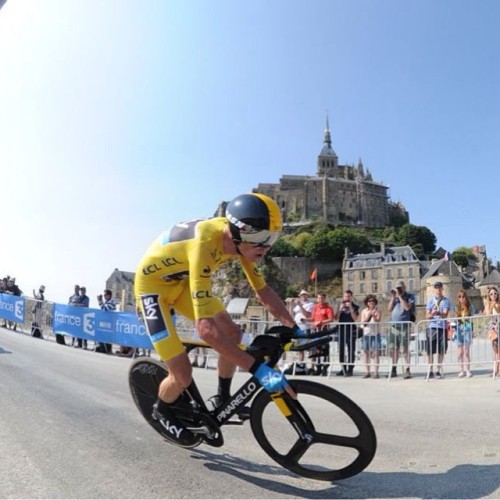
<box><xmin>387</xmin><ymin>281</ymin><xmax>415</xmax><ymax>379</ymax></box>
<box><xmin>95</xmin><ymin>289</ymin><xmax>117</xmax><ymax>354</ymax></box>
<box><xmin>335</xmin><ymin>290</ymin><xmax>359</xmax><ymax>377</ymax></box>
<box><xmin>360</xmin><ymin>295</ymin><xmax>381</xmax><ymax>378</ymax></box>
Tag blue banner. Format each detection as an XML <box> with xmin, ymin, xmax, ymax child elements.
<box><xmin>0</xmin><ymin>293</ymin><xmax>25</xmax><ymax>323</ymax></box>
<box><xmin>53</xmin><ymin>304</ymin><xmax>153</xmax><ymax>349</ymax></box>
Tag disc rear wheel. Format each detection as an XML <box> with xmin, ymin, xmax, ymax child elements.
<box><xmin>128</xmin><ymin>358</ymin><xmax>203</xmax><ymax>448</ymax></box>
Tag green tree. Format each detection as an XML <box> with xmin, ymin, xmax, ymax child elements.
<box><xmin>269</xmin><ymin>237</ymin><xmax>298</xmax><ymax>257</ymax></box>
<box><xmin>329</xmin><ymin>227</ymin><xmax>372</xmax><ymax>260</ymax></box>
<box><xmin>303</xmin><ymin>226</ymin><xmax>373</xmax><ymax>261</ymax></box>
<box><xmin>303</xmin><ymin>228</ymin><xmax>333</xmax><ymax>260</ymax></box>
<box><xmin>395</xmin><ymin>224</ymin><xmax>437</xmax><ymax>254</ymax></box>
<box><xmin>291</xmin><ymin>232</ymin><xmax>311</xmax><ymax>255</ymax></box>
<box><xmin>452</xmin><ymin>247</ymin><xmax>476</xmax><ymax>268</ymax></box>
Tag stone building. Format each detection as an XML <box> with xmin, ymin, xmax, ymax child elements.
<box><xmin>342</xmin><ymin>244</ymin><xmax>422</xmax><ymax>305</ymax></box>
<box><xmin>254</xmin><ymin>118</ymin><xmax>408</xmax><ymax>228</ymax></box>
<box><xmin>105</xmin><ymin>268</ymin><xmax>136</xmax><ymax>312</ymax></box>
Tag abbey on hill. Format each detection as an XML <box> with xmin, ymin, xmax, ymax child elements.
<box><xmin>254</xmin><ymin>118</ymin><xmax>408</xmax><ymax>228</ymax></box>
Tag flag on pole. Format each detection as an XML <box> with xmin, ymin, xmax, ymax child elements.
<box><xmin>310</xmin><ymin>268</ymin><xmax>318</xmax><ymax>281</ymax></box>
<box><xmin>444</xmin><ymin>251</ymin><xmax>450</xmax><ymax>262</ymax></box>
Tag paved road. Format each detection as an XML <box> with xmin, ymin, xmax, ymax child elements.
<box><xmin>0</xmin><ymin>327</ymin><xmax>499</xmax><ymax>499</ymax></box>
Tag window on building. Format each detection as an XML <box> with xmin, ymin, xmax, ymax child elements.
<box><xmin>348</xmin><ymin>271</ymin><xmax>354</xmax><ymax>281</ymax></box>
<box><xmin>387</xmin><ymin>281</ymin><xmax>392</xmax><ymax>293</ymax></box>
<box><xmin>372</xmin><ymin>282</ymin><xmax>378</xmax><ymax>293</ymax></box>
<box><xmin>397</xmin><ymin>268</ymin><xmax>402</xmax><ymax>278</ymax></box>
<box><xmin>409</xmin><ymin>267</ymin><xmax>414</xmax><ymax>278</ymax></box>
<box><xmin>386</xmin><ymin>269</ymin><xmax>392</xmax><ymax>279</ymax></box>
<box><xmin>360</xmin><ymin>283</ymin><xmax>365</xmax><ymax>294</ymax></box>
<box><xmin>409</xmin><ymin>279</ymin><xmax>415</xmax><ymax>291</ymax></box>
<box><xmin>371</xmin><ymin>269</ymin><xmax>377</xmax><ymax>279</ymax></box>
<box><xmin>359</xmin><ymin>271</ymin><xmax>365</xmax><ymax>280</ymax></box>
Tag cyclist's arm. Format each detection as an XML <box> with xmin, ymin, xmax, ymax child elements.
<box><xmin>196</xmin><ymin>312</ymin><xmax>255</xmax><ymax>371</ymax></box>
<box><xmin>255</xmin><ymin>285</ymin><xmax>295</xmax><ymax>328</ymax></box>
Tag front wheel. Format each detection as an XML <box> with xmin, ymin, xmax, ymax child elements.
<box><xmin>250</xmin><ymin>380</ymin><xmax>377</xmax><ymax>481</ymax></box>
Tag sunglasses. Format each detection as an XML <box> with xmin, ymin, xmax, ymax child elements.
<box><xmin>240</xmin><ymin>229</ymin><xmax>280</xmax><ymax>248</ymax></box>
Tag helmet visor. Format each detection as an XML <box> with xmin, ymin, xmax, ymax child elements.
<box><xmin>239</xmin><ymin>229</ymin><xmax>280</xmax><ymax>247</ymax></box>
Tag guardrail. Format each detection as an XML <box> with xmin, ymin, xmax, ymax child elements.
<box><xmin>1</xmin><ymin>294</ymin><xmax>498</xmax><ymax>379</ymax></box>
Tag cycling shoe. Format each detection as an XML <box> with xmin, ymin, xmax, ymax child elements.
<box><xmin>152</xmin><ymin>402</ymin><xmax>199</xmax><ymax>448</ymax></box>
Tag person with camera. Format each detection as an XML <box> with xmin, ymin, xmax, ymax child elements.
<box><xmin>425</xmin><ymin>281</ymin><xmax>450</xmax><ymax>379</ymax></box>
<box><xmin>360</xmin><ymin>294</ymin><xmax>382</xmax><ymax>379</ymax></box>
<box><xmin>96</xmin><ymin>289</ymin><xmax>117</xmax><ymax>354</ymax></box>
<box><xmin>335</xmin><ymin>290</ymin><xmax>360</xmax><ymax>377</ymax></box>
<box><xmin>288</xmin><ymin>290</ymin><xmax>314</xmax><ymax>375</ymax></box>
<box><xmin>387</xmin><ymin>281</ymin><xmax>415</xmax><ymax>379</ymax></box>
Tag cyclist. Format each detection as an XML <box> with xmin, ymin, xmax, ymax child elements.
<box><xmin>134</xmin><ymin>193</ymin><xmax>299</xmax><ymax>446</ymax></box>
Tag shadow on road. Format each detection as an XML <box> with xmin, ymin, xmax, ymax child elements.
<box><xmin>191</xmin><ymin>449</ymin><xmax>499</xmax><ymax>499</ymax></box>
<box><xmin>0</xmin><ymin>346</ymin><xmax>12</xmax><ymax>354</ymax></box>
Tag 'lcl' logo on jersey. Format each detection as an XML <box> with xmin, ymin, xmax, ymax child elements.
<box><xmin>161</xmin><ymin>257</ymin><xmax>182</xmax><ymax>267</ymax></box>
<box><xmin>143</xmin><ymin>263</ymin><xmax>161</xmax><ymax>275</ymax></box>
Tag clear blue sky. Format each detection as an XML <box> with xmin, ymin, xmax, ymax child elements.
<box><xmin>1</xmin><ymin>0</ymin><xmax>499</xmax><ymax>304</ymax></box>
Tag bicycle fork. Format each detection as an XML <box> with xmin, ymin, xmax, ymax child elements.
<box><xmin>270</xmin><ymin>392</ymin><xmax>314</xmax><ymax>444</ymax></box>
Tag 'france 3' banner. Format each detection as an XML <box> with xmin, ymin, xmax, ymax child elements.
<box><xmin>0</xmin><ymin>293</ymin><xmax>25</xmax><ymax>323</ymax></box>
<box><xmin>52</xmin><ymin>304</ymin><xmax>153</xmax><ymax>349</ymax></box>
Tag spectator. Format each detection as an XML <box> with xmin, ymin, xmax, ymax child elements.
<box><xmin>387</xmin><ymin>281</ymin><xmax>415</xmax><ymax>379</ymax></box>
<box><xmin>425</xmin><ymin>281</ymin><xmax>451</xmax><ymax>379</ymax></box>
<box><xmin>240</xmin><ymin>323</ymin><xmax>252</xmax><ymax>347</ymax></box>
<box><xmin>360</xmin><ymin>294</ymin><xmax>382</xmax><ymax>379</ymax></box>
<box><xmin>96</xmin><ymin>289</ymin><xmax>116</xmax><ymax>354</ymax></box>
<box><xmin>482</xmin><ymin>286</ymin><xmax>500</xmax><ymax>378</ymax></box>
<box><xmin>310</xmin><ymin>293</ymin><xmax>335</xmax><ymax>376</ymax></box>
<box><xmin>68</xmin><ymin>284</ymin><xmax>80</xmax><ymax>346</ymax></box>
<box><xmin>31</xmin><ymin>285</ymin><xmax>45</xmax><ymax>339</ymax></box>
<box><xmin>0</xmin><ymin>278</ymin><xmax>7</xmax><ymax>328</ymax></box>
<box><xmin>291</xmin><ymin>290</ymin><xmax>314</xmax><ymax>374</ymax></box>
<box><xmin>74</xmin><ymin>286</ymin><xmax>89</xmax><ymax>349</ymax></box>
<box><xmin>336</xmin><ymin>290</ymin><xmax>360</xmax><ymax>377</ymax></box>
<box><xmin>452</xmin><ymin>289</ymin><xmax>475</xmax><ymax>378</ymax></box>
<box><xmin>293</xmin><ymin>290</ymin><xmax>314</xmax><ymax>330</ymax></box>
<box><xmin>68</xmin><ymin>284</ymin><xmax>80</xmax><ymax>306</ymax></box>
<box><xmin>5</xmin><ymin>277</ymin><xmax>22</xmax><ymax>331</ymax></box>
<box><xmin>191</xmin><ymin>346</ymin><xmax>207</xmax><ymax>368</ymax></box>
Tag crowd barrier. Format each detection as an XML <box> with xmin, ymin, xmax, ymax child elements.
<box><xmin>1</xmin><ymin>292</ymin><xmax>498</xmax><ymax>378</ymax></box>
<box><xmin>0</xmin><ymin>293</ymin><xmax>153</xmax><ymax>350</ymax></box>
<box><xmin>278</xmin><ymin>315</ymin><xmax>499</xmax><ymax>379</ymax></box>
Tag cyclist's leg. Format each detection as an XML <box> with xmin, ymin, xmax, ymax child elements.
<box><xmin>137</xmin><ymin>291</ymin><xmax>196</xmax><ymax>445</ymax></box>
<box><xmin>200</xmin><ymin>310</ymin><xmax>245</xmax><ymax>403</ymax></box>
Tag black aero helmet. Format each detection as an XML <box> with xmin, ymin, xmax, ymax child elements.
<box><xmin>226</xmin><ymin>193</ymin><xmax>282</xmax><ymax>247</ymax></box>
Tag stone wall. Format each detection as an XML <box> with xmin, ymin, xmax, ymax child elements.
<box><xmin>271</xmin><ymin>256</ymin><xmax>341</xmax><ymax>286</ymax></box>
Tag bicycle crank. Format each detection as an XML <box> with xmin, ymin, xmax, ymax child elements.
<box><xmin>187</xmin><ymin>412</ymin><xmax>224</xmax><ymax>448</ymax></box>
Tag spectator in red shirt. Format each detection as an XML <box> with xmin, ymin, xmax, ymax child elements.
<box><xmin>310</xmin><ymin>293</ymin><xmax>335</xmax><ymax>376</ymax></box>
<box><xmin>311</xmin><ymin>293</ymin><xmax>335</xmax><ymax>330</ymax></box>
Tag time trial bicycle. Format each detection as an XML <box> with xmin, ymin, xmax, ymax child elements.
<box><xmin>129</xmin><ymin>325</ymin><xmax>377</xmax><ymax>482</ymax></box>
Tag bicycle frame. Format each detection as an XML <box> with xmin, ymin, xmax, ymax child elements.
<box><xmin>182</xmin><ymin>329</ymin><xmax>333</xmax><ymax>427</ymax></box>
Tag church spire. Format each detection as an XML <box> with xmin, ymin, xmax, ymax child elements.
<box><xmin>324</xmin><ymin>112</ymin><xmax>332</xmax><ymax>149</ymax></box>
<box><xmin>317</xmin><ymin>111</ymin><xmax>338</xmax><ymax>176</ymax></box>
